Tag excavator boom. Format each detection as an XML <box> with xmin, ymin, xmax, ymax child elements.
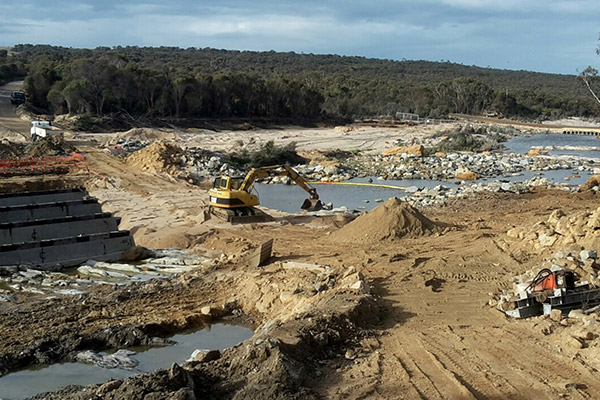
<box><xmin>240</xmin><ymin>165</ymin><xmax>319</xmax><ymax>199</ymax></box>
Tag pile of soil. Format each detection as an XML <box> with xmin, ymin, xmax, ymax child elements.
<box><xmin>330</xmin><ymin>197</ymin><xmax>440</xmax><ymax>242</ymax></box>
<box><xmin>23</xmin><ymin>138</ymin><xmax>75</xmax><ymax>158</ymax></box>
<box><xmin>126</xmin><ymin>140</ymin><xmax>183</xmax><ymax>174</ymax></box>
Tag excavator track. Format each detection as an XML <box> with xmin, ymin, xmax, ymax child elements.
<box><xmin>209</xmin><ymin>206</ymin><xmax>272</xmax><ymax>224</ymax></box>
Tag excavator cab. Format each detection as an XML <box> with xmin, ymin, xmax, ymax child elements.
<box><xmin>210</xmin><ymin>176</ymin><xmax>259</xmax><ymax>209</ymax></box>
<box><xmin>212</xmin><ymin>176</ymin><xmax>245</xmax><ymax>191</ymax></box>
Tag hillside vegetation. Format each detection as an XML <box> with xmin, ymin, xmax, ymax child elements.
<box><xmin>4</xmin><ymin>44</ymin><xmax>598</xmax><ymax>125</ymax></box>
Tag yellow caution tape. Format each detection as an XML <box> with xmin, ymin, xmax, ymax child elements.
<box><xmin>308</xmin><ymin>181</ymin><xmax>406</xmax><ymax>190</ymax></box>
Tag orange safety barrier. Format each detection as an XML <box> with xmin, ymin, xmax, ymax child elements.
<box><xmin>0</xmin><ymin>152</ymin><xmax>87</xmax><ymax>177</ymax></box>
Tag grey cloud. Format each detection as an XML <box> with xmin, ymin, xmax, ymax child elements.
<box><xmin>0</xmin><ymin>0</ymin><xmax>599</xmax><ymax>74</ymax></box>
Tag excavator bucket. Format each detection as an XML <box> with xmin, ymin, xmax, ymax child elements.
<box><xmin>301</xmin><ymin>198</ymin><xmax>323</xmax><ymax>212</ymax></box>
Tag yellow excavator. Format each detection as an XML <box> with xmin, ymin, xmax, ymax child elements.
<box><xmin>209</xmin><ymin>164</ymin><xmax>323</xmax><ymax>222</ymax></box>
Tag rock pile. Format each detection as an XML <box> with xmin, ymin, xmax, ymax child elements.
<box><xmin>580</xmin><ymin>175</ymin><xmax>600</xmax><ymax>192</ymax></box>
<box><xmin>506</xmin><ymin>207</ymin><xmax>600</xmax><ymax>251</ymax></box>
<box><xmin>357</xmin><ymin>151</ymin><xmax>597</xmax><ymax>182</ymax></box>
<box><xmin>0</xmin><ymin>249</ymin><xmax>211</xmax><ymax>302</ymax></box>
<box><xmin>330</xmin><ymin>197</ymin><xmax>442</xmax><ymax>243</ymax></box>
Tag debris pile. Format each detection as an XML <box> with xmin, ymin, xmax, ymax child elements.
<box><xmin>330</xmin><ymin>197</ymin><xmax>441</xmax><ymax>242</ymax></box>
<box><xmin>492</xmin><ymin>249</ymin><xmax>600</xmax><ymax>318</ymax></box>
<box><xmin>506</xmin><ymin>207</ymin><xmax>600</xmax><ymax>250</ymax></box>
<box><xmin>24</xmin><ymin>137</ymin><xmax>75</xmax><ymax>158</ymax></box>
<box><xmin>0</xmin><ymin>249</ymin><xmax>212</xmax><ymax>303</ymax></box>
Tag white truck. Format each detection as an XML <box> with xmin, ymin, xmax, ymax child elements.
<box><xmin>30</xmin><ymin>121</ymin><xmax>63</xmax><ymax>141</ymax></box>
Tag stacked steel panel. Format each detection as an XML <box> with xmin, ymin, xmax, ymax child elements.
<box><xmin>0</xmin><ymin>188</ymin><xmax>134</xmax><ymax>269</ymax></box>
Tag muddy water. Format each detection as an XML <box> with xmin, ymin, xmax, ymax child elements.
<box><xmin>0</xmin><ymin>323</ymin><xmax>253</xmax><ymax>400</ymax></box>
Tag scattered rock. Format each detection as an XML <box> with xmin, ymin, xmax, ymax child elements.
<box><xmin>121</xmin><ymin>245</ymin><xmax>153</xmax><ymax>261</ymax></box>
<box><xmin>96</xmin><ymin>379</ymin><xmax>123</xmax><ymax>396</ymax></box>
<box><xmin>189</xmin><ymin>349</ymin><xmax>221</xmax><ymax>363</ymax></box>
<box><xmin>568</xmin><ymin>310</ymin><xmax>585</xmax><ymax>319</ymax></box>
<box><xmin>384</xmin><ymin>145</ymin><xmax>424</xmax><ymax>157</ymax></box>
<box><xmin>566</xmin><ymin>336</ymin><xmax>584</xmax><ymax>350</ymax></box>
<box><xmin>350</xmin><ymin>280</ymin><xmax>370</xmax><ymax>294</ymax></box>
<box><xmin>456</xmin><ymin>170</ymin><xmax>479</xmax><ymax>180</ymax></box>
<box><xmin>550</xmin><ymin>309</ymin><xmax>563</xmax><ymax>322</ymax></box>
<box><xmin>200</xmin><ymin>306</ymin><xmax>216</xmax><ymax>317</ymax></box>
<box><xmin>580</xmin><ymin>250</ymin><xmax>598</xmax><ymax>261</ymax></box>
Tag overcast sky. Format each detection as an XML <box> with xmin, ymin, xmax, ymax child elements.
<box><xmin>1</xmin><ymin>0</ymin><xmax>599</xmax><ymax>75</ymax></box>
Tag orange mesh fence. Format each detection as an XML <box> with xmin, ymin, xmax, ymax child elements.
<box><xmin>0</xmin><ymin>152</ymin><xmax>88</xmax><ymax>177</ymax></box>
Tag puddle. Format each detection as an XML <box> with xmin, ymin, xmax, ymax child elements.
<box><xmin>0</xmin><ymin>323</ymin><xmax>253</xmax><ymax>400</ymax></box>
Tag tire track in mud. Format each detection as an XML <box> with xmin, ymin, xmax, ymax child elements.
<box><xmin>408</xmin><ymin>325</ymin><xmax>600</xmax><ymax>399</ymax></box>
<box><xmin>380</xmin><ymin>334</ymin><xmax>477</xmax><ymax>399</ymax></box>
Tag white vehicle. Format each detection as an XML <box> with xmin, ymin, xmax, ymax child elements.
<box><xmin>30</xmin><ymin>121</ymin><xmax>63</xmax><ymax>141</ymax></box>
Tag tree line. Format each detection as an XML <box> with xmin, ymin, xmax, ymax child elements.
<box><xmin>0</xmin><ymin>49</ymin><xmax>27</xmax><ymax>85</ymax></box>
<box><xmin>7</xmin><ymin>44</ymin><xmax>599</xmax><ymax>123</ymax></box>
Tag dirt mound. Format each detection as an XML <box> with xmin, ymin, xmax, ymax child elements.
<box><xmin>330</xmin><ymin>197</ymin><xmax>440</xmax><ymax>242</ymax></box>
<box><xmin>23</xmin><ymin>138</ymin><xmax>75</xmax><ymax>158</ymax></box>
<box><xmin>0</xmin><ymin>140</ymin><xmax>23</xmax><ymax>159</ymax></box>
<box><xmin>126</xmin><ymin>140</ymin><xmax>183</xmax><ymax>174</ymax></box>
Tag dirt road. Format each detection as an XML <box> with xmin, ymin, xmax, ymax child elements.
<box><xmin>0</xmin><ymin>81</ymin><xmax>28</xmax><ymax>138</ymax></box>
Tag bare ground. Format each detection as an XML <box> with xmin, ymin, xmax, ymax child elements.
<box><xmin>2</xmin><ymin>80</ymin><xmax>600</xmax><ymax>398</ymax></box>
<box><xmin>3</xmin><ymin>152</ymin><xmax>600</xmax><ymax>399</ymax></box>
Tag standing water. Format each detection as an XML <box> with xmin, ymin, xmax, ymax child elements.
<box><xmin>0</xmin><ymin>323</ymin><xmax>253</xmax><ymax>400</ymax></box>
<box><xmin>504</xmin><ymin>134</ymin><xmax>600</xmax><ymax>158</ymax></box>
<box><xmin>256</xmin><ymin>134</ymin><xmax>600</xmax><ymax>213</ymax></box>
<box><xmin>255</xmin><ymin>177</ymin><xmax>454</xmax><ymax>213</ymax></box>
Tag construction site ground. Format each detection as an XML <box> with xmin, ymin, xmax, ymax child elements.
<box><xmin>3</xmin><ymin>82</ymin><xmax>600</xmax><ymax>398</ymax></box>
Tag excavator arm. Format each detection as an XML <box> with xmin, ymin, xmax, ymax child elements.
<box><xmin>240</xmin><ymin>165</ymin><xmax>320</xmax><ymax>200</ymax></box>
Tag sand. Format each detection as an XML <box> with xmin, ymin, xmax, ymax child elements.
<box><xmin>330</xmin><ymin>197</ymin><xmax>440</xmax><ymax>243</ymax></box>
